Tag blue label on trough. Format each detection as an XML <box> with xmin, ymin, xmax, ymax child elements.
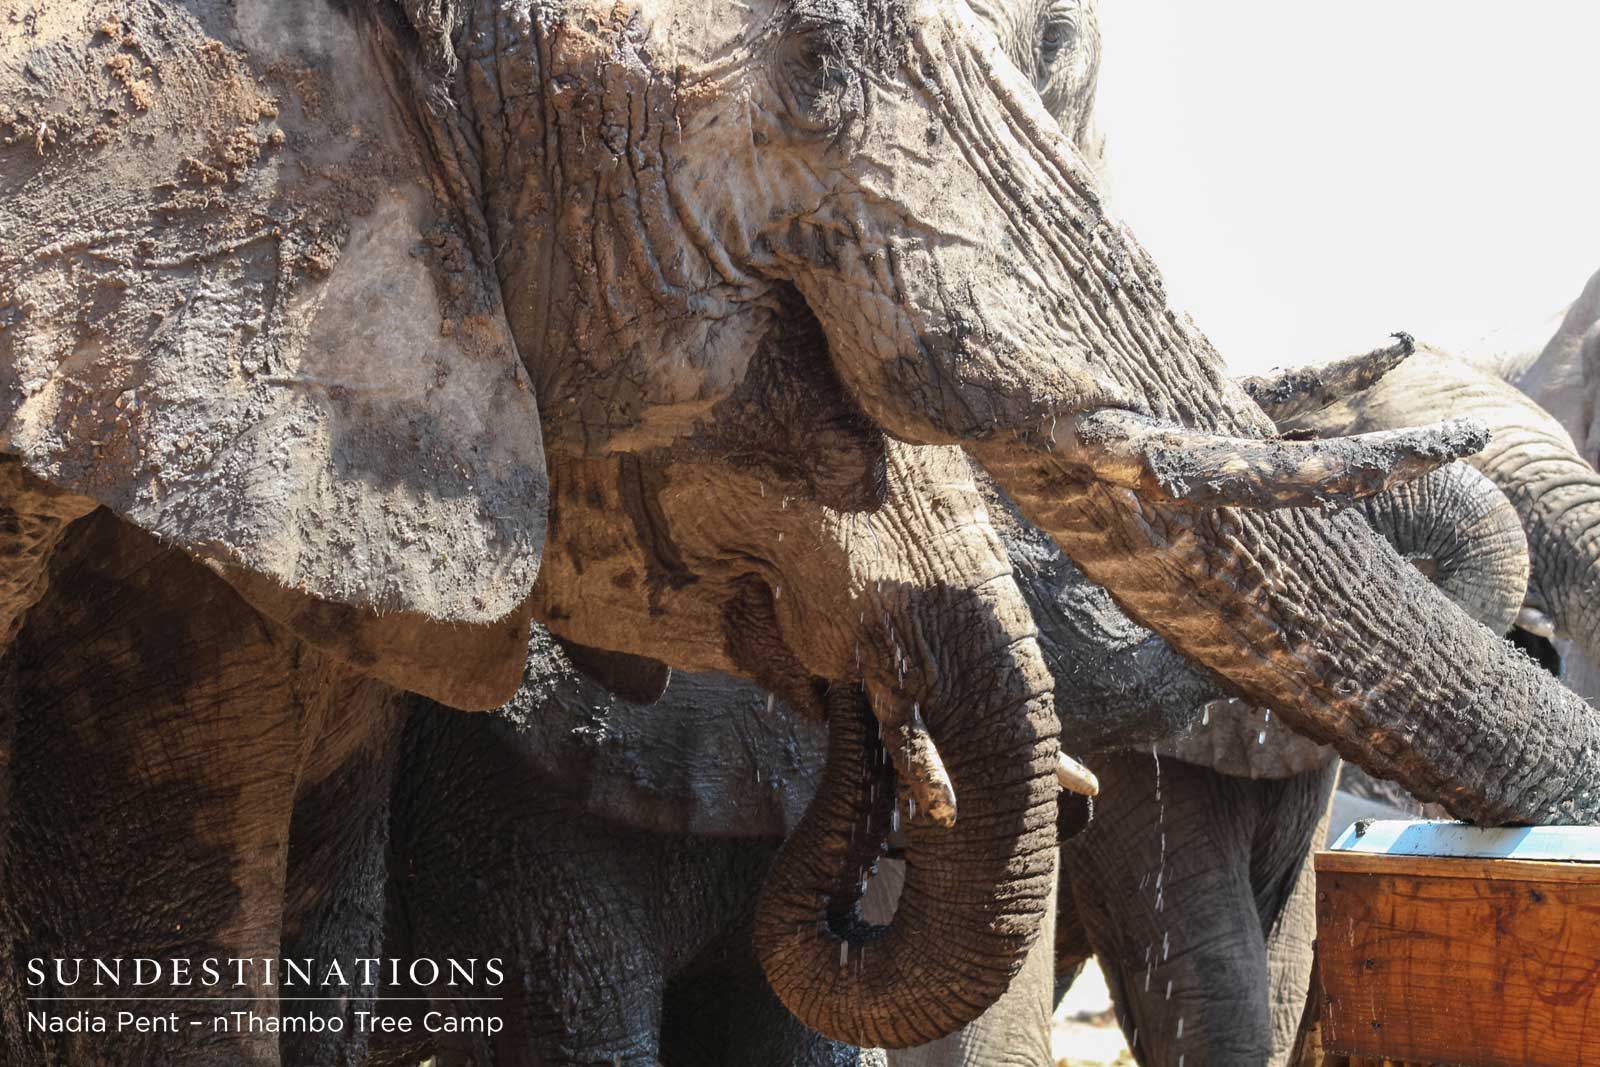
<box><xmin>1329</xmin><ymin>820</ymin><xmax>1600</xmax><ymax>862</ymax></box>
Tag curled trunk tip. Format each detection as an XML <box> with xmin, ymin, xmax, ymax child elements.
<box><xmin>755</xmin><ymin>686</ymin><xmax>1057</xmax><ymax>1047</ymax></box>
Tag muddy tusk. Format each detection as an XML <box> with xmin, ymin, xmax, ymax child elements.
<box><xmin>873</xmin><ymin>699</ymin><xmax>957</xmax><ymax>829</ymax></box>
<box><xmin>1056</xmin><ymin>752</ymin><xmax>1100</xmax><ymax>796</ymax></box>
<box><xmin>1240</xmin><ymin>332</ymin><xmax>1416</xmax><ymax>424</ymax></box>
<box><xmin>1066</xmin><ymin>409</ymin><xmax>1488</xmax><ymax>511</ymax></box>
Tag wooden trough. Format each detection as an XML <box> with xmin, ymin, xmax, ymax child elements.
<box><xmin>1313</xmin><ymin>820</ymin><xmax>1600</xmax><ymax>1067</ymax></box>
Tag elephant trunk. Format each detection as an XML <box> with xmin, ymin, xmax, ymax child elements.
<box><xmin>982</xmin><ymin>478</ymin><xmax>1223</xmax><ymax>751</ymax></box>
<box><xmin>1471</xmin><ymin>434</ymin><xmax>1600</xmax><ymax>701</ymax></box>
<box><xmin>1357</xmin><ymin>462</ymin><xmax>1529</xmax><ymax>634</ymax></box>
<box><xmin>976</xmin><ymin>436</ymin><xmax>1600</xmax><ymax>825</ymax></box>
<box><xmin>754</xmin><ymin>653</ymin><xmax>1058</xmax><ymax>1047</ymax></box>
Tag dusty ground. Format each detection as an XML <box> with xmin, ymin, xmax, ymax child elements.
<box><xmin>1052</xmin><ymin>959</ymin><xmax>1134</xmax><ymax>1066</ymax></box>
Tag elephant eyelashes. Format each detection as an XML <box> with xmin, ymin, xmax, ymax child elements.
<box><xmin>776</xmin><ymin>24</ymin><xmax>862</xmax><ymax>134</ymax></box>
<box><xmin>1040</xmin><ymin>16</ymin><xmax>1078</xmax><ymax>65</ymax></box>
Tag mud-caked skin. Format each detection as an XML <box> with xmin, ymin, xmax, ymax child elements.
<box><xmin>446</xmin><ymin>0</ymin><xmax>1600</xmax><ymax>834</ymax></box>
<box><xmin>351</xmin><ymin>459</ymin><xmax>1525</xmax><ymax>1067</ymax></box>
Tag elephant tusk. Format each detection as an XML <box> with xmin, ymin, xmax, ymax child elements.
<box><xmin>872</xmin><ymin>697</ymin><xmax>958</xmax><ymax>829</ymax></box>
<box><xmin>1056</xmin><ymin>752</ymin><xmax>1100</xmax><ymax>796</ymax></box>
<box><xmin>1239</xmin><ymin>333</ymin><xmax>1416</xmax><ymax>424</ymax></box>
<box><xmin>1067</xmin><ymin>409</ymin><xmax>1488</xmax><ymax>511</ymax></box>
<box><xmin>1517</xmin><ymin>605</ymin><xmax>1557</xmax><ymax>640</ymax></box>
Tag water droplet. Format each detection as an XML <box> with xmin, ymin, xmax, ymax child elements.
<box><xmin>1257</xmin><ymin>730</ymin><xmax>1267</xmax><ymax>745</ymax></box>
<box><xmin>839</xmin><ymin>942</ymin><xmax>848</xmax><ymax>967</ymax></box>
<box><xmin>1202</xmin><ymin>705</ymin><xmax>1210</xmax><ymax>725</ymax></box>
<box><xmin>1165</xmin><ymin>979</ymin><xmax>1173</xmax><ymax>1000</ymax></box>
<box><xmin>774</xmin><ymin>584</ymin><xmax>782</xmax><ymax>600</ymax></box>
<box><xmin>767</xmin><ymin>693</ymin><xmax>775</xmax><ymax>714</ymax></box>
<box><xmin>1177</xmin><ymin>1016</ymin><xmax>1184</xmax><ymax>1038</ymax></box>
<box><xmin>1162</xmin><ymin>931</ymin><xmax>1170</xmax><ymax>960</ymax></box>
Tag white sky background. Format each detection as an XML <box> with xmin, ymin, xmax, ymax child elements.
<box><xmin>1091</xmin><ymin>1</ymin><xmax>1600</xmax><ymax>374</ymax></box>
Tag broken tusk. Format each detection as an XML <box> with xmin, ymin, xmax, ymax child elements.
<box><xmin>1067</xmin><ymin>409</ymin><xmax>1488</xmax><ymax>511</ymax></box>
<box><xmin>1516</xmin><ymin>605</ymin><xmax>1557</xmax><ymax>640</ymax></box>
<box><xmin>870</xmin><ymin>694</ymin><xmax>958</xmax><ymax>828</ymax></box>
<box><xmin>1240</xmin><ymin>333</ymin><xmax>1416</xmax><ymax>424</ymax></box>
<box><xmin>1056</xmin><ymin>752</ymin><xmax>1100</xmax><ymax>796</ymax></box>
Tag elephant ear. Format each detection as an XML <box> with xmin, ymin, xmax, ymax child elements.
<box><xmin>0</xmin><ymin>1</ymin><xmax>546</xmax><ymax>697</ymax></box>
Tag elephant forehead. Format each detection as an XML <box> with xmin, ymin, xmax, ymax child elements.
<box><xmin>643</xmin><ymin>0</ymin><xmax>779</xmax><ymax>64</ymax></box>
<box><xmin>625</xmin><ymin>0</ymin><xmax>923</xmax><ymax>73</ymax></box>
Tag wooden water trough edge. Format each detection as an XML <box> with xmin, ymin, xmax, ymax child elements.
<box><xmin>1313</xmin><ymin>820</ymin><xmax>1600</xmax><ymax>1067</ymax></box>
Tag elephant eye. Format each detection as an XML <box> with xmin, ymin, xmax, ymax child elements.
<box><xmin>776</xmin><ymin>23</ymin><xmax>862</xmax><ymax>135</ymax></box>
<box><xmin>1041</xmin><ymin>16</ymin><xmax>1078</xmax><ymax>64</ymax></box>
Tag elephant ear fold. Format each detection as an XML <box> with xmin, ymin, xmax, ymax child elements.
<box><xmin>0</xmin><ymin>0</ymin><xmax>546</xmax><ymax>627</ymax></box>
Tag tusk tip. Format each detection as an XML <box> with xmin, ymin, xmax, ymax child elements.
<box><xmin>927</xmin><ymin>797</ymin><xmax>958</xmax><ymax>829</ymax></box>
<box><xmin>1516</xmin><ymin>605</ymin><xmax>1557</xmax><ymax>640</ymax></box>
<box><xmin>1056</xmin><ymin>752</ymin><xmax>1100</xmax><ymax>796</ymax></box>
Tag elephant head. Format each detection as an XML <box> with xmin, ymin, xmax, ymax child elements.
<box><xmin>465</xmin><ymin>0</ymin><xmax>1595</xmax><ymax>826</ymax></box>
<box><xmin>8</xmin><ymin>0</ymin><xmax>1600</xmax><ymax>1050</ymax></box>
<box><xmin>1507</xmin><ymin>268</ymin><xmax>1600</xmax><ymax>469</ymax></box>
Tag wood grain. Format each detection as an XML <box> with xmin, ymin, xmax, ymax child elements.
<box><xmin>1314</xmin><ymin>851</ymin><xmax>1600</xmax><ymax>1066</ymax></box>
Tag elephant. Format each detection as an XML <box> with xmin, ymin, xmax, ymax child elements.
<box><xmin>7</xmin><ymin>1</ymin><xmax>1600</xmax><ymax>1059</ymax></box>
<box><xmin>370</xmin><ymin>640</ymin><xmax>859</xmax><ymax>1067</ymax></box>
<box><xmin>354</xmin><ymin>444</ymin><xmax>1525</xmax><ymax>1067</ymax></box>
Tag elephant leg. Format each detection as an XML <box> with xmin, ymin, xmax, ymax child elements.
<box><xmin>0</xmin><ymin>461</ymin><xmax>94</xmax><ymax>894</ymax></box>
<box><xmin>1065</xmin><ymin>752</ymin><xmax>1273</xmax><ymax>1066</ymax></box>
<box><xmin>0</xmin><ymin>511</ymin><xmax>388</xmax><ymax>1067</ymax></box>
<box><xmin>278</xmin><ymin>694</ymin><xmax>404</xmax><ymax>1067</ymax></box>
<box><xmin>861</xmin><ymin>855</ymin><xmax>1058</xmax><ymax>1067</ymax></box>
<box><xmin>0</xmin><ymin>652</ymin><xmax>13</xmax><ymax>892</ymax></box>
<box><xmin>394</xmin><ymin>706</ymin><xmax>783</xmax><ymax>1066</ymax></box>
<box><xmin>1055</xmin><ymin>794</ymin><xmax>1096</xmax><ymax>1005</ymax></box>
<box><xmin>661</xmin><ymin>935</ymin><xmax>875</xmax><ymax>1066</ymax></box>
<box><xmin>1254</xmin><ymin>763</ymin><xmax>1339</xmax><ymax>1064</ymax></box>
